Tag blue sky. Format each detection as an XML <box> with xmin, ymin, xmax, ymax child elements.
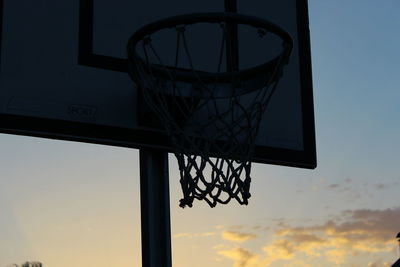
<box><xmin>1</xmin><ymin>1</ymin><xmax>400</xmax><ymax>266</ymax></box>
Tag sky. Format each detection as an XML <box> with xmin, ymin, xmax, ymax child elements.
<box><xmin>1</xmin><ymin>0</ymin><xmax>400</xmax><ymax>266</ymax></box>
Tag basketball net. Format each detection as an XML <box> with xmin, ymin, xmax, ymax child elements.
<box><xmin>128</xmin><ymin>13</ymin><xmax>292</xmax><ymax>207</ymax></box>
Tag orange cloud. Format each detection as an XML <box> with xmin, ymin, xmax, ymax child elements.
<box><xmin>217</xmin><ymin>247</ymin><xmax>260</xmax><ymax>267</ymax></box>
<box><xmin>222</xmin><ymin>231</ymin><xmax>257</xmax><ymax>243</ymax></box>
<box><xmin>368</xmin><ymin>259</ymin><xmax>392</xmax><ymax>267</ymax></box>
<box><xmin>216</xmin><ymin>207</ymin><xmax>400</xmax><ymax>266</ymax></box>
<box><xmin>325</xmin><ymin>249</ymin><xmax>347</xmax><ymax>264</ymax></box>
<box><xmin>263</xmin><ymin>239</ymin><xmax>296</xmax><ymax>259</ymax></box>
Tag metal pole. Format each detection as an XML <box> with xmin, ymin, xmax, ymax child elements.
<box><xmin>139</xmin><ymin>149</ymin><xmax>172</xmax><ymax>267</ymax></box>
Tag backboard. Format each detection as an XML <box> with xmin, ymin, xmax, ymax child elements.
<box><xmin>0</xmin><ymin>0</ymin><xmax>316</xmax><ymax>168</ymax></box>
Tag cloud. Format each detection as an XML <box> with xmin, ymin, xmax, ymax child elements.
<box><xmin>368</xmin><ymin>259</ymin><xmax>392</xmax><ymax>267</ymax></box>
<box><xmin>326</xmin><ymin>183</ymin><xmax>353</xmax><ymax>194</ymax></box>
<box><xmin>229</xmin><ymin>225</ymin><xmax>245</xmax><ymax>230</ymax></box>
<box><xmin>263</xmin><ymin>239</ymin><xmax>296</xmax><ymax>259</ymax></box>
<box><xmin>341</xmin><ymin>208</ymin><xmax>400</xmax><ymax>241</ymax></box>
<box><xmin>271</xmin><ymin>208</ymin><xmax>400</xmax><ymax>262</ymax></box>
<box><xmin>278</xmin><ymin>207</ymin><xmax>400</xmax><ymax>244</ymax></box>
<box><xmin>252</xmin><ymin>225</ymin><xmax>269</xmax><ymax>231</ymax></box>
<box><xmin>328</xmin><ymin>184</ymin><xmax>341</xmax><ymax>189</ymax></box>
<box><xmin>325</xmin><ymin>249</ymin><xmax>347</xmax><ymax>264</ymax></box>
<box><xmin>282</xmin><ymin>260</ymin><xmax>313</xmax><ymax>267</ymax></box>
<box><xmin>375</xmin><ymin>183</ymin><xmax>385</xmax><ymax>190</ymax></box>
<box><xmin>217</xmin><ymin>247</ymin><xmax>260</xmax><ymax>267</ymax></box>
<box><xmin>218</xmin><ymin>245</ymin><xmax>315</xmax><ymax>267</ymax></box>
<box><xmin>222</xmin><ymin>231</ymin><xmax>257</xmax><ymax>243</ymax></box>
<box><xmin>216</xmin><ymin>207</ymin><xmax>400</xmax><ymax>266</ymax></box>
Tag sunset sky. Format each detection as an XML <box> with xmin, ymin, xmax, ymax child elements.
<box><xmin>1</xmin><ymin>1</ymin><xmax>400</xmax><ymax>267</ymax></box>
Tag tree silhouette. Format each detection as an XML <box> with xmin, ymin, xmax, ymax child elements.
<box><xmin>20</xmin><ymin>262</ymin><xmax>43</xmax><ymax>267</ymax></box>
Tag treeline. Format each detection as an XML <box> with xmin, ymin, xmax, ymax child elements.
<box><xmin>7</xmin><ymin>262</ymin><xmax>42</xmax><ymax>267</ymax></box>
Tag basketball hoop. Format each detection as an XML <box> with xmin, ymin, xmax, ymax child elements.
<box><xmin>127</xmin><ymin>13</ymin><xmax>293</xmax><ymax>207</ymax></box>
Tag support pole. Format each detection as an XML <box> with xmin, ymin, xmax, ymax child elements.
<box><xmin>140</xmin><ymin>149</ymin><xmax>172</xmax><ymax>267</ymax></box>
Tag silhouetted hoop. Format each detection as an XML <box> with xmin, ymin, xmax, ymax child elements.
<box><xmin>127</xmin><ymin>12</ymin><xmax>293</xmax><ymax>208</ymax></box>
